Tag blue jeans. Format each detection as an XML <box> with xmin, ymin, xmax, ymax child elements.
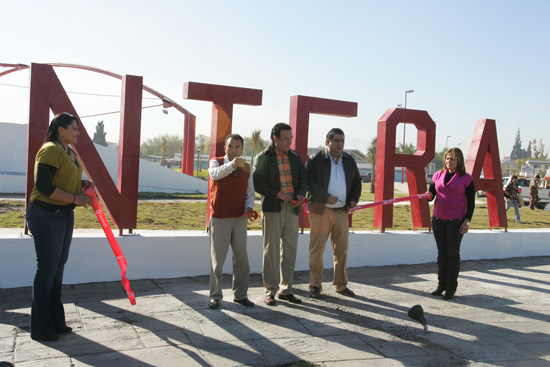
<box><xmin>25</xmin><ymin>202</ymin><xmax>74</xmax><ymax>338</ymax></box>
<box><xmin>506</xmin><ymin>199</ymin><xmax>521</xmax><ymax>222</ymax></box>
<box><xmin>432</xmin><ymin>217</ymin><xmax>465</xmax><ymax>295</ymax></box>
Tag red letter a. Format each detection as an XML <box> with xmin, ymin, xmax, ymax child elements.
<box><xmin>465</xmin><ymin>119</ymin><xmax>507</xmax><ymax>230</ymax></box>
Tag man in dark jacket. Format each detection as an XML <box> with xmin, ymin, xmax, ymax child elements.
<box><xmin>253</xmin><ymin>123</ymin><xmax>307</xmax><ymax>306</ymax></box>
<box><xmin>305</xmin><ymin>128</ymin><xmax>362</xmax><ymax>299</ymax></box>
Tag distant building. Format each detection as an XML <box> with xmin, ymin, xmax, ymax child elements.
<box><xmin>525</xmin><ymin>160</ymin><xmax>550</xmax><ymax>178</ymax></box>
<box><xmin>0</xmin><ymin>122</ymin><xmax>207</xmax><ymax>194</ymax></box>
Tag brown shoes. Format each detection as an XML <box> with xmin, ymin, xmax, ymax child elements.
<box><xmin>309</xmin><ymin>287</ymin><xmax>321</xmax><ymax>299</ymax></box>
<box><xmin>234</xmin><ymin>298</ymin><xmax>255</xmax><ymax>307</ymax></box>
<box><xmin>264</xmin><ymin>295</ymin><xmax>276</xmax><ymax>306</ymax></box>
<box><xmin>277</xmin><ymin>293</ymin><xmax>302</xmax><ymax>304</ymax></box>
<box><xmin>336</xmin><ymin>288</ymin><xmax>356</xmax><ymax>298</ymax></box>
<box><xmin>209</xmin><ymin>299</ymin><xmax>220</xmax><ymax>309</ymax></box>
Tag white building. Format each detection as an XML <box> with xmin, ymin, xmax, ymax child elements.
<box><xmin>0</xmin><ymin>122</ymin><xmax>207</xmax><ymax>194</ymax></box>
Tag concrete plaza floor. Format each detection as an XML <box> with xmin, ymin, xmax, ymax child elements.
<box><xmin>1</xmin><ymin>256</ymin><xmax>549</xmax><ymax>367</ymax></box>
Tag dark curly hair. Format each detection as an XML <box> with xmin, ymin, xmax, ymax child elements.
<box><xmin>45</xmin><ymin>112</ymin><xmax>78</xmax><ymax>143</ymax></box>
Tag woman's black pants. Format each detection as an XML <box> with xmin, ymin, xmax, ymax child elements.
<box><xmin>432</xmin><ymin>217</ymin><xmax>465</xmax><ymax>294</ymax></box>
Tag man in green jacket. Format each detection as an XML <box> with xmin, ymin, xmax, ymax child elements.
<box><xmin>253</xmin><ymin>123</ymin><xmax>307</xmax><ymax>306</ymax></box>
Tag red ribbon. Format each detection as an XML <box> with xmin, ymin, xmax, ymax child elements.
<box><xmin>85</xmin><ymin>188</ymin><xmax>136</xmax><ymax>305</ymax></box>
<box><xmin>349</xmin><ymin>192</ymin><xmax>432</xmax><ymax>213</ymax></box>
<box><xmin>292</xmin><ymin>197</ymin><xmax>309</xmax><ymax>216</ymax></box>
<box><xmin>242</xmin><ymin>210</ymin><xmax>259</xmax><ymax>221</ymax></box>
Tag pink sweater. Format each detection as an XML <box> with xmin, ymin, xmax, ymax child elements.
<box><xmin>433</xmin><ymin>170</ymin><xmax>474</xmax><ymax>220</ymax></box>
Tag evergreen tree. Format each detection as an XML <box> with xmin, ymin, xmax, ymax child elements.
<box><xmin>510</xmin><ymin>128</ymin><xmax>522</xmax><ymax>160</ymax></box>
<box><xmin>526</xmin><ymin>141</ymin><xmax>532</xmax><ymax>159</ymax></box>
<box><xmin>93</xmin><ymin>121</ymin><xmax>108</xmax><ymax>147</ymax></box>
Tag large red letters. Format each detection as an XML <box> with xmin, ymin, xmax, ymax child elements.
<box><xmin>465</xmin><ymin>119</ymin><xmax>507</xmax><ymax>229</ymax></box>
<box><xmin>374</xmin><ymin>108</ymin><xmax>436</xmax><ymax>232</ymax></box>
<box><xmin>25</xmin><ymin>67</ymin><xmax>507</xmax><ymax>233</ymax></box>
<box><xmin>289</xmin><ymin>95</ymin><xmax>358</xmax><ymax>229</ymax></box>
<box><xmin>26</xmin><ymin>63</ymin><xmax>142</xmax><ymax>234</ymax></box>
<box><xmin>183</xmin><ymin>82</ymin><xmax>263</xmax><ymax>226</ymax></box>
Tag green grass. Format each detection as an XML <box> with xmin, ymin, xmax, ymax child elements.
<box><xmin>2</xmin><ymin>197</ymin><xmax>549</xmax><ymax>231</ymax></box>
<box><xmin>283</xmin><ymin>362</ymin><xmax>320</xmax><ymax>367</ymax></box>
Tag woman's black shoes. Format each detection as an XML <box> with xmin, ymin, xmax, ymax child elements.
<box><xmin>443</xmin><ymin>292</ymin><xmax>454</xmax><ymax>300</ymax></box>
<box><xmin>431</xmin><ymin>287</ymin><xmax>455</xmax><ymax>299</ymax></box>
<box><xmin>31</xmin><ymin>334</ymin><xmax>59</xmax><ymax>341</ymax></box>
<box><xmin>55</xmin><ymin>325</ymin><xmax>73</xmax><ymax>334</ymax></box>
<box><xmin>32</xmin><ymin>325</ymin><xmax>72</xmax><ymax>341</ymax></box>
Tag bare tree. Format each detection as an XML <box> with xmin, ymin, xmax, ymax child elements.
<box><xmin>365</xmin><ymin>137</ymin><xmax>377</xmax><ymax>193</ymax></box>
<box><xmin>248</xmin><ymin>129</ymin><xmax>262</xmax><ymax>169</ymax></box>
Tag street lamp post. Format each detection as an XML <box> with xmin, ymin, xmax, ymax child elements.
<box><xmin>401</xmin><ymin>89</ymin><xmax>414</xmax><ymax>183</ymax></box>
<box><xmin>446</xmin><ymin>135</ymin><xmax>451</xmax><ymax>150</ymax></box>
<box><xmin>196</xmin><ymin>148</ymin><xmax>201</xmax><ymax>176</ymax></box>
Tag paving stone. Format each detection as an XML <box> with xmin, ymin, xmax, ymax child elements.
<box><xmin>258</xmin><ymin>334</ymin><xmax>383</xmax><ymax>364</ymax></box>
<box><xmin>0</xmin><ymin>337</ymin><xmax>14</xmax><ymax>358</ymax></box>
<box><xmin>1</xmin><ymin>256</ymin><xmax>549</xmax><ymax>367</ymax></box>
<box><xmin>195</xmin><ymin>339</ymin><xmax>267</xmax><ymax>367</ymax></box>
<box><xmin>72</xmin><ymin>344</ymin><xmax>211</xmax><ymax>367</ymax></box>
<box><xmin>80</xmin><ymin>316</ymin><xmax>135</xmax><ymax>331</ymax></box>
<box><xmin>517</xmin><ymin>342</ymin><xmax>550</xmax><ymax>357</ymax></box>
<box><xmin>15</xmin><ymin>356</ymin><xmax>73</xmax><ymax>367</ymax></box>
<box><xmin>299</xmin><ymin>320</ymin><xmax>352</xmax><ymax>337</ymax></box>
<box><xmin>427</xmin><ymin>334</ymin><xmax>543</xmax><ymax>362</ymax></box>
<box><xmin>135</xmin><ymin>328</ymin><xmax>191</xmax><ymax>348</ymax></box>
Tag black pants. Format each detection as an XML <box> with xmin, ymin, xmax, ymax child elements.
<box><xmin>25</xmin><ymin>202</ymin><xmax>74</xmax><ymax>338</ymax></box>
<box><xmin>432</xmin><ymin>217</ymin><xmax>465</xmax><ymax>294</ymax></box>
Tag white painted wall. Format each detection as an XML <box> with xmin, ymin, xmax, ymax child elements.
<box><xmin>0</xmin><ymin>122</ymin><xmax>207</xmax><ymax>194</ymax></box>
<box><xmin>1</xmin><ymin>228</ymin><xmax>549</xmax><ymax>288</ymax></box>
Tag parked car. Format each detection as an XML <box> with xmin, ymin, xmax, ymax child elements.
<box><xmin>502</xmin><ymin>176</ymin><xmax>549</xmax><ymax>209</ymax></box>
<box><xmin>360</xmin><ymin>172</ymin><xmax>372</xmax><ymax>183</ymax></box>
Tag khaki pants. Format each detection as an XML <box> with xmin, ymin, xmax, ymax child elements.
<box><xmin>209</xmin><ymin>216</ymin><xmax>250</xmax><ymax>301</ymax></box>
<box><xmin>261</xmin><ymin>202</ymin><xmax>299</xmax><ymax>296</ymax></box>
<box><xmin>308</xmin><ymin>208</ymin><xmax>349</xmax><ymax>292</ymax></box>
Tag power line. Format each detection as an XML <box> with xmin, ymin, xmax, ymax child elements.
<box><xmin>80</xmin><ymin>104</ymin><xmax>164</xmax><ymax>119</ymax></box>
<box><xmin>0</xmin><ymin>82</ymin><xmax>158</xmax><ymax>99</ymax></box>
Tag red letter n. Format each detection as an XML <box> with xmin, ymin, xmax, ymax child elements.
<box><xmin>26</xmin><ymin>63</ymin><xmax>142</xmax><ymax>234</ymax></box>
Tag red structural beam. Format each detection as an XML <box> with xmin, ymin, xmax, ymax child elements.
<box><xmin>374</xmin><ymin>108</ymin><xmax>435</xmax><ymax>232</ymax></box>
<box><xmin>2</xmin><ymin>62</ymin><xmax>198</xmax><ymax>177</ymax></box>
<box><xmin>184</xmin><ymin>82</ymin><xmax>263</xmax><ymax>158</ymax></box>
<box><xmin>289</xmin><ymin>95</ymin><xmax>358</xmax><ymax>230</ymax></box>
<box><xmin>289</xmin><ymin>95</ymin><xmax>358</xmax><ymax>162</ymax></box>
<box><xmin>26</xmin><ymin>63</ymin><xmax>143</xmax><ymax>234</ymax></box>
<box><xmin>184</xmin><ymin>81</ymin><xmax>263</xmax><ymax>228</ymax></box>
<box><xmin>465</xmin><ymin>119</ymin><xmax>507</xmax><ymax>230</ymax></box>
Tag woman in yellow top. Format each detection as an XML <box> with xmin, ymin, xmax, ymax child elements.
<box><xmin>25</xmin><ymin>113</ymin><xmax>94</xmax><ymax>341</ymax></box>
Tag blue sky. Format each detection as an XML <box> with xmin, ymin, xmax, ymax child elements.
<box><xmin>1</xmin><ymin>0</ymin><xmax>549</xmax><ymax>158</ymax></box>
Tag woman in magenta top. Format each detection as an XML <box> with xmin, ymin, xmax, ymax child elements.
<box><xmin>428</xmin><ymin>148</ymin><xmax>475</xmax><ymax>300</ymax></box>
